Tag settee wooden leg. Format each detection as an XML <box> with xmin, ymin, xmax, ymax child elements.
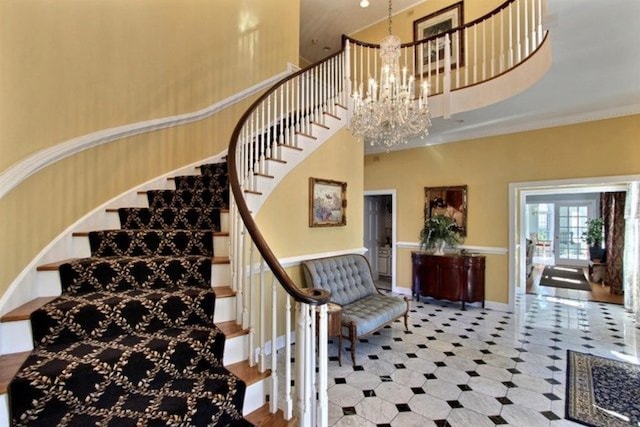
<box><xmin>349</xmin><ymin>323</ymin><xmax>356</xmax><ymax>366</ymax></box>
<box><xmin>403</xmin><ymin>297</ymin><xmax>410</xmax><ymax>331</ymax></box>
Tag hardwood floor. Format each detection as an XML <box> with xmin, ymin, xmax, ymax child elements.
<box><xmin>526</xmin><ymin>264</ymin><xmax>624</xmax><ymax>305</ymax></box>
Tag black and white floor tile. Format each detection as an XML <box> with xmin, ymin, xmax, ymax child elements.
<box><xmin>322</xmin><ymin>293</ymin><xmax>640</xmax><ymax>426</ymax></box>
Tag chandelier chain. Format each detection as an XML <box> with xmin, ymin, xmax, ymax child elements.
<box><xmin>387</xmin><ymin>0</ymin><xmax>392</xmax><ymax>36</ymax></box>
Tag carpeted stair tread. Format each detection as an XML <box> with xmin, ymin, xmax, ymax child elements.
<box><xmin>31</xmin><ymin>287</ymin><xmax>216</xmax><ymax>346</ymax></box>
<box><xmin>58</xmin><ymin>255</ymin><xmax>212</xmax><ymax>294</ymax></box>
<box><xmin>226</xmin><ymin>362</ymin><xmax>271</xmax><ymax>387</ymax></box>
<box><xmin>217</xmin><ymin>321</ymin><xmax>248</xmax><ymax>339</ymax></box>
<box><xmin>173</xmin><ymin>175</ymin><xmax>228</xmax><ymax>191</ymax></box>
<box><xmin>0</xmin><ymin>352</ymin><xmax>30</xmax><ymax>393</ymax></box>
<box><xmin>118</xmin><ymin>207</ymin><xmax>221</xmax><ymax>231</ymax></box>
<box><xmin>10</xmin><ymin>325</ymin><xmax>246</xmax><ymax>426</ymax></box>
<box><xmin>88</xmin><ymin>229</ymin><xmax>214</xmax><ymax>257</ymax></box>
<box><xmin>197</xmin><ymin>162</ymin><xmax>228</xmax><ymax>178</ymax></box>
<box><xmin>1</xmin><ymin>297</ymin><xmax>58</xmax><ymax>322</ymax></box>
<box><xmin>146</xmin><ymin>188</ymin><xmax>229</xmax><ymax>210</ymax></box>
<box><xmin>245</xmin><ymin>404</ymin><xmax>296</xmax><ymax>427</ymax></box>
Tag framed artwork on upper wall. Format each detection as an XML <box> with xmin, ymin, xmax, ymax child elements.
<box><xmin>413</xmin><ymin>1</ymin><xmax>464</xmax><ymax>75</ymax></box>
<box><xmin>425</xmin><ymin>185</ymin><xmax>468</xmax><ymax>236</ymax></box>
<box><xmin>309</xmin><ymin>177</ymin><xmax>347</xmax><ymax>227</ymax></box>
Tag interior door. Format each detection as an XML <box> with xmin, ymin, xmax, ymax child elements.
<box><xmin>554</xmin><ymin>202</ymin><xmax>594</xmax><ymax>267</ymax></box>
<box><xmin>364</xmin><ymin>196</ymin><xmax>381</xmax><ymax>277</ymax></box>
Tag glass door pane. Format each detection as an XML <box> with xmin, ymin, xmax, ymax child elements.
<box><xmin>554</xmin><ymin>202</ymin><xmax>593</xmax><ymax>266</ymax></box>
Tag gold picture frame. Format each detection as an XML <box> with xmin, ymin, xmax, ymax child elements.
<box><xmin>425</xmin><ymin>185</ymin><xmax>468</xmax><ymax>236</ymax></box>
<box><xmin>309</xmin><ymin>178</ymin><xmax>347</xmax><ymax>227</ymax></box>
<box><xmin>413</xmin><ymin>2</ymin><xmax>464</xmax><ymax>75</ymax></box>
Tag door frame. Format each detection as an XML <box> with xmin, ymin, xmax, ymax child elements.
<box><xmin>364</xmin><ymin>189</ymin><xmax>397</xmax><ymax>291</ymax></box>
<box><xmin>508</xmin><ymin>175</ymin><xmax>636</xmax><ymax>311</ymax></box>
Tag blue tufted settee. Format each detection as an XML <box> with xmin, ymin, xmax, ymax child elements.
<box><xmin>302</xmin><ymin>254</ymin><xmax>409</xmax><ymax>365</ymax></box>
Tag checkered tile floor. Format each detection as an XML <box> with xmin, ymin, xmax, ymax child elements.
<box><xmin>324</xmin><ymin>293</ymin><xmax>640</xmax><ymax>426</ymax></box>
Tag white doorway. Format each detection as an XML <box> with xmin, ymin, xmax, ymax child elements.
<box><xmin>509</xmin><ymin>175</ymin><xmax>639</xmax><ymax>310</ymax></box>
<box><xmin>364</xmin><ymin>190</ymin><xmax>397</xmax><ymax>291</ymax></box>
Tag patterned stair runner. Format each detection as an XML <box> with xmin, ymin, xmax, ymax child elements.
<box><xmin>9</xmin><ymin>163</ymin><xmax>250</xmax><ymax>426</ymax></box>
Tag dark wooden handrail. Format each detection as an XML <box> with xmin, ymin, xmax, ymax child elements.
<box><xmin>227</xmin><ymin>55</ymin><xmax>345</xmax><ymax>306</ymax></box>
<box><xmin>343</xmin><ymin>0</ymin><xmax>521</xmax><ymax>49</ymax></box>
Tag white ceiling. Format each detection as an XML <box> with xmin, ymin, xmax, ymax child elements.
<box><xmin>300</xmin><ymin>0</ymin><xmax>640</xmax><ymax>154</ymax></box>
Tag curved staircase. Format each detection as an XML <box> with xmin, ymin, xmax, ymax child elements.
<box><xmin>2</xmin><ymin>163</ymin><xmax>258</xmax><ymax>426</ymax></box>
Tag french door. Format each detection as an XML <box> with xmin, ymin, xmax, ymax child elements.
<box><xmin>554</xmin><ymin>202</ymin><xmax>595</xmax><ymax>267</ymax></box>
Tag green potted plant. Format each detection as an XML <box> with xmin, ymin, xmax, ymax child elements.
<box><xmin>582</xmin><ymin>217</ymin><xmax>605</xmax><ymax>261</ymax></box>
<box><xmin>419</xmin><ymin>215</ymin><xmax>463</xmax><ymax>255</ymax></box>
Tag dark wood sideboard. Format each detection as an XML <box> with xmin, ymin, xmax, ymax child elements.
<box><xmin>411</xmin><ymin>252</ymin><xmax>486</xmax><ymax>309</ymax></box>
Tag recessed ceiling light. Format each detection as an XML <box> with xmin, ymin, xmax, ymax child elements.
<box><xmin>323</xmin><ymin>46</ymin><xmax>331</xmax><ymax>52</ymax></box>
<box><xmin>311</xmin><ymin>38</ymin><xmax>319</xmax><ymax>45</ymax></box>
<box><xmin>360</xmin><ymin>0</ymin><xmax>370</xmax><ymax>8</ymax></box>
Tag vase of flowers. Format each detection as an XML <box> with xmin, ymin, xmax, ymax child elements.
<box><xmin>419</xmin><ymin>215</ymin><xmax>463</xmax><ymax>255</ymax></box>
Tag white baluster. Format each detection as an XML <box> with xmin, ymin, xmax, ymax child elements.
<box><xmin>259</xmin><ymin>257</ymin><xmax>266</xmax><ymax>372</ymax></box>
<box><xmin>516</xmin><ymin>0</ymin><xmax>522</xmax><ymax>63</ymax></box>
<box><xmin>443</xmin><ymin>34</ymin><xmax>451</xmax><ymax>118</ymax></box>
<box><xmin>473</xmin><ymin>25</ymin><xmax>478</xmax><ymax>84</ymax></box>
<box><xmin>310</xmin><ymin>304</ymin><xmax>317</xmax><ymax>426</ymax></box>
<box><xmin>435</xmin><ymin>37</ymin><xmax>440</xmax><ymax>93</ymax></box>
<box><xmin>247</xmin><ymin>240</ymin><xmax>254</xmax><ymax>366</ymax></box>
<box><xmin>500</xmin><ymin>8</ymin><xmax>505</xmax><ymax>73</ymax></box>
<box><xmin>509</xmin><ymin>2</ymin><xmax>514</xmax><ymax>68</ymax></box>
<box><xmin>239</xmin><ymin>224</ymin><xmax>247</xmax><ymax>329</ymax></box>
<box><xmin>295</xmin><ymin>303</ymin><xmax>309</xmax><ymax>424</ymax></box>
<box><xmin>537</xmin><ymin>0</ymin><xmax>543</xmax><ymax>49</ymax></box>
<box><xmin>284</xmin><ymin>295</ymin><xmax>293</xmax><ymax>420</ymax></box>
<box><xmin>482</xmin><ymin>20</ymin><xmax>486</xmax><ymax>81</ymax></box>
<box><xmin>270</xmin><ymin>276</ymin><xmax>279</xmax><ymax>414</ymax></box>
<box><xmin>266</xmin><ymin>95</ymin><xmax>272</xmax><ymax>162</ymax></box>
<box><xmin>345</xmin><ymin>41</ymin><xmax>352</xmax><ymax>118</ymax></box>
<box><xmin>317</xmin><ymin>304</ymin><xmax>328</xmax><ymax>427</ymax></box>
<box><xmin>464</xmin><ymin>27</ymin><xmax>469</xmax><ymax>86</ymax></box>
<box><xmin>491</xmin><ymin>13</ymin><xmax>495</xmax><ymax>78</ymax></box>
<box><xmin>524</xmin><ymin>0</ymin><xmax>530</xmax><ymax>57</ymax></box>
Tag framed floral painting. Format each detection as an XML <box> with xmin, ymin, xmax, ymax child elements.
<box><xmin>309</xmin><ymin>178</ymin><xmax>347</xmax><ymax>227</ymax></box>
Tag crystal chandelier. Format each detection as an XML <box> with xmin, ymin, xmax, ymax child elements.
<box><xmin>351</xmin><ymin>0</ymin><xmax>431</xmax><ymax>151</ymax></box>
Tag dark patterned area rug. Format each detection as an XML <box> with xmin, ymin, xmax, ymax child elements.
<box><xmin>566</xmin><ymin>350</ymin><xmax>640</xmax><ymax>426</ymax></box>
<box><xmin>540</xmin><ymin>265</ymin><xmax>591</xmax><ymax>291</ymax></box>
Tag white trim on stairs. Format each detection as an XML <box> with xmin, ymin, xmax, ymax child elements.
<box><xmin>0</xmin><ymin>64</ymin><xmax>297</xmax><ymax>200</ymax></box>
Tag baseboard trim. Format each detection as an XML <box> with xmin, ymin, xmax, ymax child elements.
<box><xmin>394</xmin><ymin>286</ymin><xmax>510</xmax><ymax>312</ymax></box>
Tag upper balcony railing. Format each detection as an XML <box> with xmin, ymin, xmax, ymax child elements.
<box><xmin>345</xmin><ymin>0</ymin><xmax>547</xmax><ymax>117</ymax></box>
<box><xmin>227</xmin><ymin>0</ymin><xmax>548</xmax><ymax>425</ymax></box>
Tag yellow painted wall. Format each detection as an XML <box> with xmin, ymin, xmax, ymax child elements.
<box><xmin>0</xmin><ymin>0</ymin><xmax>299</xmax><ymax>298</ymax></box>
<box><xmin>256</xmin><ymin>127</ymin><xmax>364</xmax><ymax>286</ymax></box>
<box><xmin>364</xmin><ymin>115</ymin><xmax>640</xmax><ymax>304</ymax></box>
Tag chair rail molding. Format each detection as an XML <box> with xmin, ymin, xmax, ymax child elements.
<box><xmin>0</xmin><ymin>64</ymin><xmax>298</xmax><ymax>200</ymax></box>
<box><xmin>397</xmin><ymin>241</ymin><xmax>508</xmax><ymax>255</ymax></box>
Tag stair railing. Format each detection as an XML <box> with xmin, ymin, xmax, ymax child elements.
<box><xmin>227</xmin><ymin>1</ymin><xmax>547</xmax><ymax>424</ymax></box>
<box><xmin>345</xmin><ymin>0</ymin><xmax>547</xmax><ymax>118</ymax></box>
<box><xmin>228</xmin><ymin>50</ymin><xmax>347</xmax><ymax>426</ymax></box>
